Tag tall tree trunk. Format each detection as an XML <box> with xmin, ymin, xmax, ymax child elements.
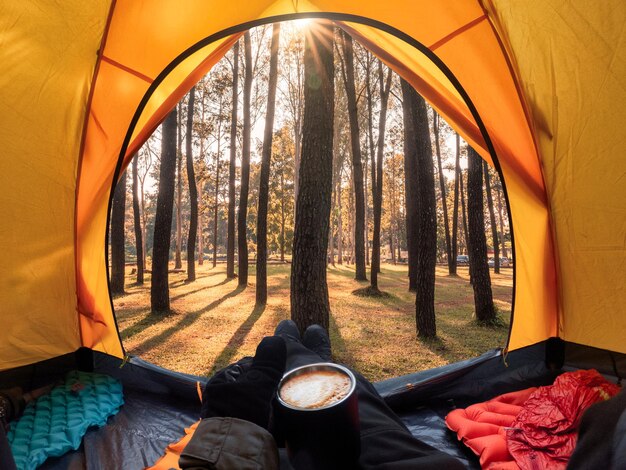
<box><xmin>390</xmin><ymin>152</ymin><xmax>397</xmax><ymax>265</ymax></box>
<box><xmin>132</xmin><ymin>158</ymin><xmax>144</xmax><ymax>285</ymax></box>
<box><xmin>349</xmin><ymin>170</ymin><xmax>355</xmax><ymax>264</ymax></box>
<box><xmin>280</xmin><ymin>168</ymin><xmax>286</xmax><ymax>262</ymax></box>
<box><xmin>483</xmin><ymin>160</ymin><xmax>500</xmax><ymax>274</ymax></box>
<box><xmin>450</xmin><ymin>133</ymin><xmax>460</xmax><ymax>275</ymax></box>
<box><xmin>400</xmin><ymin>79</ymin><xmax>419</xmax><ymax>292</ymax></box>
<box><xmin>433</xmin><ymin>110</ymin><xmax>453</xmax><ymax>274</ymax></box>
<box><xmin>460</xmin><ymin>166</ymin><xmax>470</xmax><ymax>257</ymax></box>
<box><xmin>110</xmin><ymin>170</ymin><xmax>127</xmax><ymax>294</ymax></box>
<box><xmin>467</xmin><ymin>147</ymin><xmax>496</xmax><ymax>324</ymax></box>
<box><xmin>401</xmin><ymin>79</ymin><xmax>437</xmax><ymax>338</ymax></box>
<box><xmin>226</xmin><ymin>41</ymin><xmax>239</xmax><ymax>278</ymax></box>
<box><xmin>337</xmin><ymin>169</ymin><xmax>343</xmax><ymax>265</ymax></box>
<box><xmin>371</xmin><ymin>63</ymin><xmax>392</xmax><ymax>289</ymax></box>
<box><xmin>185</xmin><ymin>87</ymin><xmax>198</xmax><ymax>282</ymax></box>
<box><xmin>496</xmin><ymin>183</ymin><xmax>508</xmax><ymax>259</ymax></box>
<box><xmin>291</xmin><ymin>21</ymin><xmax>334</xmax><ymax>333</ymax></box>
<box><xmin>237</xmin><ymin>32</ymin><xmax>252</xmax><ymax>287</ymax></box>
<box><xmin>365</xmin><ymin>57</ymin><xmax>375</xmax><ymax>270</ymax></box>
<box><xmin>151</xmin><ymin>109</ymin><xmax>177</xmax><ymax>313</ymax></box>
<box><xmin>414</xmin><ymin>93</ymin><xmax>438</xmax><ymax>338</ymax></box>
<box><xmin>213</xmin><ymin>102</ymin><xmax>223</xmax><ymax>268</ymax></box>
<box><xmin>140</xmin><ymin>178</ymin><xmax>147</xmax><ymax>269</ymax></box>
<box><xmin>256</xmin><ymin>23</ymin><xmax>280</xmax><ymax>304</ymax></box>
<box><xmin>175</xmin><ymin>103</ymin><xmax>183</xmax><ymax>269</ymax></box>
<box><xmin>198</xmin><ymin>197</ymin><xmax>204</xmax><ymax>266</ymax></box>
<box><xmin>339</xmin><ymin>31</ymin><xmax>367</xmax><ymax>281</ymax></box>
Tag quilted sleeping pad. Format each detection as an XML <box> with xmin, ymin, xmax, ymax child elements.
<box><xmin>7</xmin><ymin>370</ymin><xmax>124</xmax><ymax>470</ymax></box>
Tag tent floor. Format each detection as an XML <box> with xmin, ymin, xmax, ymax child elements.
<box><xmin>15</xmin><ymin>340</ymin><xmax>621</xmax><ymax>469</ymax></box>
<box><xmin>37</xmin><ymin>384</ymin><xmax>479</xmax><ymax>470</ymax></box>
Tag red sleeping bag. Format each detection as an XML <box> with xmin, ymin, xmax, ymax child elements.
<box><xmin>446</xmin><ymin>370</ymin><xmax>620</xmax><ymax>470</ymax></box>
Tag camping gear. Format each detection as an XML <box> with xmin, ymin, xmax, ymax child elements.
<box><xmin>7</xmin><ymin>371</ymin><xmax>123</xmax><ymax>470</ymax></box>
<box><xmin>506</xmin><ymin>370</ymin><xmax>620</xmax><ymax>469</ymax></box>
<box><xmin>446</xmin><ymin>370</ymin><xmax>621</xmax><ymax>469</ymax></box>
<box><xmin>445</xmin><ymin>387</ymin><xmax>537</xmax><ymax>468</ymax></box>
<box><xmin>1</xmin><ymin>1</ymin><xmax>625</xmax><ymax>468</ymax></box>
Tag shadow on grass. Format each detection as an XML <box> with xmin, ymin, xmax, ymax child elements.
<box><xmin>170</xmin><ymin>277</ymin><xmax>233</xmax><ymax>302</ymax></box>
<box><xmin>329</xmin><ymin>313</ymin><xmax>356</xmax><ymax>367</ymax></box>
<box><xmin>169</xmin><ymin>270</ymin><xmax>222</xmax><ymax>288</ymax></box>
<box><xmin>207</xmin><ymin>302</ymin><xmax>267</xmax><ymax>376</ymax></box>
<box><xmin>419</xmin><ymin>334</ymin><xmax>451</xmax><ymax>363</ymax></box>
<box><xmin>132</xmin><ymin>284</ymin><xmax>247</xmax><ymax>355</ymax></box>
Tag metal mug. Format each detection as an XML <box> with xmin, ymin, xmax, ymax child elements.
<box><xmin>275</xmin><ymin>362</ymin><xmax>360</xmax><ymax>469</ymax></box>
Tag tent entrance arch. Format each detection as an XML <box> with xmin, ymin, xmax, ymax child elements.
<box><xmin>103</xmin><ymin>12</ymin><xmax>519</xmax><ymax>359</ymax></box>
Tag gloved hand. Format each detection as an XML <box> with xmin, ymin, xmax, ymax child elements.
<box><xmin>200</xmin><ymin>336</ymin><xmax>286</xmax><ymax>429</ymax></box>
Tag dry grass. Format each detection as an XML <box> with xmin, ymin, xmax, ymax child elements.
<box><xmin>114</xmin><ymin>262</ymin><xmax>512</xmax><ymax>382</ymax></box>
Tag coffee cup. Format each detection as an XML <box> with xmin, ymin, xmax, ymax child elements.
<box><xmin>275</xmin><ymin>363</ymin><xmax>360</xmax><ymax>469</ymax></box>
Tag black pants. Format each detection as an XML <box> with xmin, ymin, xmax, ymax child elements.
<box><xmin>282</xmin><ymin>338</ymin><xmax>465</xmax><ymax>470</ymax></box>
<box><xmin>0</xmin><ymin>425</ymin><xmax>17</xmax><ymax>470</ymax></box>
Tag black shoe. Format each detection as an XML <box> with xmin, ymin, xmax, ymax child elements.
<box><xmin>274</xmin><ymin>319</ymin><xmax>301</xmax><ymax>343</ymax></box>
<box><xmin>303</xmin><ymin>325</ymin><xmax>332</xmax><ymax>361</ymax></box>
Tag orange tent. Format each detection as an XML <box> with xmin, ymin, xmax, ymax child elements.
<box><xmin>1</xmin><ymin>0</ymin><xmax>624</xmax><ymax>379</ymax></box>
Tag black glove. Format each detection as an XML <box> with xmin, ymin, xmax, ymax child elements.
<box><xmin>200</xmin><ymin>336</ymin><xmax>286</xmax><ymax>429</ymax></box>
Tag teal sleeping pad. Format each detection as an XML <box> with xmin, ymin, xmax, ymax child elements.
<box><xmin>7</xmin><ymin>370</ymin><xmax>124</xmax><ymax>470</ymax></box>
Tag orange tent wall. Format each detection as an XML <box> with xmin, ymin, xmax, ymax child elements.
<box><xmin>75</xmin><ymin>0</ymin><xmax>558</xmax><ymax>360</ymax></box>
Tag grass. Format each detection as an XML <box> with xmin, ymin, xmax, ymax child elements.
<box><xmin>114</xmin><ymin>262</ymin><xmax>512</xmax><ymax>382</ymax></box>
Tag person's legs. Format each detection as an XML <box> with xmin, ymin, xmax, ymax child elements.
<box><xmin>274</xmin><ymin>320</ymin><xmax>324</xmax><ymax>371</ymax></box>
<box><xmin>274</xmin><ymin>321</ymin><xmax>464</xmax><ymax>469</ymax></box>
<box><xmin>302</xmin><ymin>325</ymin><xmax>332</xmax><ymax>362</ymax></box>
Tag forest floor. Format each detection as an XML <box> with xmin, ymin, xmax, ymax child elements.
<box><xmin>114</xmin><ymin>262</ymin><xmax>512</xmax><ymax>382</ymax></box>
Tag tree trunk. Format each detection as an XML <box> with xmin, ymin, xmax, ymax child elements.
<box><xmin>495</xmin><ymin>183</ymin><xmax>508</xmax><ymax>259</ymax></box>
<box><xmin>450</xmin><ymin>133</ymin><xmax>460</xmax><ymax>275</ymax></box>
<box><xmin>467</xmin><ymin>147</ymin><xmax>496</xmax><ymax>324</ymax></box>
<box><xmin>237</xmin><ymin>32</ymin><xmax>252</xmax><ymax>287</ymax></box>
<box><xmin>433</xmin><ymin>110</ymin><xmax>453</xmax><ymax>274</ymax></box>
<box><xmin>390</xmin><ymin>152</ymin><xmax>397</xmax><ymax>265</ymax></box>
<box><xmin>401</xmin><ymin>79</ymin><xmax>437</xmax><ymax>338</ymax></box>
<box><xmin>291</xmin><ymin>21</ymin><xmax>334</xmax><ymax>333</ymax></box>
<box><xmin>339</xmin><ymin>31</ymin><xmax>367</xmax><ymax>281</ymax></box>
<box><xmin>110</xmin><ymin>170</ymin><xmax>127</xmax><ymax>294</ymax></box>
<box><xmin>226</xmin><ymin>41</ymin><xmax>239</xmax><ymax>278</ymax></box>
<box><xmin>280</xmin><ymin>168</ymin><xmax>287</xmax><ymax>263</ymax></box>
<box><xmin>198</xmin><ymin>197</ymin><xmax>204</xmax><ymax>265</ymax></box>
<box><xmin>256</xmin><ymin>23</ymin><xmax>280</xmax><ymax>305</ymax></box>
<box><xmin>280</xmin><ymin>167</ymin><xmax>286</xmax><ymax>262</ymax></box>
<box><xmin>371</xmin><ymin>63</ymin><xmax>392</xmax><ymax>290</ymax></box>
<box><xmin>414</xmin><ymin>93</ymin><xmax>438</xmax><ymax>338</ymax></box>
<box><xmin>460</xmin><ymin>165</ymin><xmax>470</xmax><ymax>257</ymax></box>
<box><xmin>337</xmin><ymin>170</ymin><xmax>343</xmax><ymax>265</ymax></box>
<box><xmin>132</xmin><ymin>158</ymin><xmax>144</xmax><ymax>285</ymax></box>
<box><xmin>151</xmin><ymin>109</ymin><xmax>177</xmax><ymax>313</ymax></box>
<box><xmin>483</xmin><ymin>160</ymin><xmax>500</xmax><ymax>274</ymax></box>
<box><xmin>400</xmin><ymin>79</ymin><xmax>419</xmax><ymax>292</ymax></box>
<box><xmin>184</xmin><ymin>87</ymin><xmax>198</xmax><ymax>281</ymax></box>
<box><xmin>213</xmin><ymin>101</ymin><xmax>223</xmax><ymax>268</ymax></box>
<box><xmin>175</xmin><ymin>103</ymin><xmax>183</xmax><ymax>269</ymax></box>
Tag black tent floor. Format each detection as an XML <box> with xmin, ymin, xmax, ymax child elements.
<box><xmin>15</xmin><ymin>339</ymin><xmax>624</xmax><ymax>469</ymax></box>
<box><xmin>37</xmin><ymin>385</ymin><xmax>479</xmax><ymax>470</ymax></box>
<box><xmin>39</xmin><ymin>387</ymin><xmax>198</xmax><ymax>470</ymax></box>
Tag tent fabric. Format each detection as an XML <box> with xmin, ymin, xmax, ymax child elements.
<box><xmin>484</xmin><ymin>0</ymin><xmax>626</xmax><ymax>355</ymax></box>
<box><xmin>75</xmin><ymin>0</ymin><xmax>557</xmax><ymax>361</ymax></box>
<box><xmin>0</xmin><ymin>1</ymin><xmax>625</xmax><ymax>371</ymax></box>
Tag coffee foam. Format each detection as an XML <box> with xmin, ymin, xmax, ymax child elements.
<box><xmin>280</xmin><ymin>370</ymin><xmax>351</xmax><ymax>409</ymax></box>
